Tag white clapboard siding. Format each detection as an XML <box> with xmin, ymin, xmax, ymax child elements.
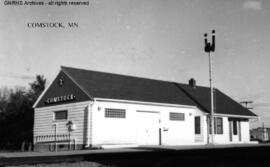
<box><xmin>34</xmin><ymin>101</ymin><xmax>91</xmax><ymax>145</ymax></box>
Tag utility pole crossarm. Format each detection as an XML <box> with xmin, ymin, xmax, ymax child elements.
<box><xmin>240</xmin><ymin>101</ymin><xmax>253</xmax><ymax>110</ymax></box>
<box><xmin>240</xmin><ymin>101</ymin><xmax>253</xmax><ymax>109</ymax></box>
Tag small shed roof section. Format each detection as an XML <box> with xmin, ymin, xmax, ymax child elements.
<box><xmin>175</xmin><ymin>84</ymin><xmax>257</xmax><ymax>117</ymax></box>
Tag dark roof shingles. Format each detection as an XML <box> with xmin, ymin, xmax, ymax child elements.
<box><xmin>62</xmin><ymin>66</ymin><xmax>196</xmax><ymax>106</ymax></box>
<box><xmin>62</xmin><ymin>66</ymin><xmax>257</xmax><ymax>117</ymax></box>
<box><xmin>176</xmin><ymin>84</ymin><xmax>257</xmax><ymax>117</ymax></box>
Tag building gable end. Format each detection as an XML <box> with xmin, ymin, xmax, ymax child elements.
<box><xmin>34</xmin><ymin>70</ymin><xmax>92</xmax><ymax>108</ymax></box>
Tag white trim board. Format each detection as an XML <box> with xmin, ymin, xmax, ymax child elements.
<box><xmin>94</xmin><ymin>97</ymin><xmax>197</xmax><ymax>109</ymax></box>
<box><xmin>213</xmin><ymin>113</ymin><xmax>258</xmax><ymax>119</ymax></box>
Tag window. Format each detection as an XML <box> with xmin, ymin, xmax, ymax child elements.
<box><xmin>54</xmin><ymin>110</ymin><xmax>68</xmax><ymax>120</ymax></box>
<box><xmin>209</xmin><ymin>117</ymin><xmax>223</xmax><ymax>134</ymax></box>
<box><xmin>195</xmin><ymin>116</ymin><xmax>201</xmax><ymax>134</ymax></box>
<box><xmin>170</xmin><ymin>112</ymin><xmax>185</xmax><ymax>121</ymax></box>
<box><xmin>105</xmin><ymin>108</ymin><xmax>126</xmax><ymax>118</ymax></box>
<box><xmin>233</xmin><ymin>120</ymin><xmax>238</xmax><ymax>135</ymax></box>
<box><xmin>215</xmin><ymin>117</ymin><xmax>223</xmax><ymax>134</ymax></box>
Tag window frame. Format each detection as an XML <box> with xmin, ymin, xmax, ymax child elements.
<box><xmin>195</xmin><ymin>116</ymin><xmax>201</xmax><ymax>134</ymax></box>
<box><xmin>215</xmin><ymin>117</ymin><xmax>223</xmax><ymax>134</ymax></box>
<box><xmin>233</xmin><ymin>120</ymin><xmax>238</xmax><ymax>135</ymax></box>
<box><xmin>105</xmin><ymin>108</ymin><xmax>126</xmax><ymax>119</ymax></box>
<box><xmin>53</xmin><ymin>110</ymin><xmax>68</xmax><ymax>121</ymax></box>
<box><xmin>209</xmin><ymin>117</ymin><xmax>223</xmax><ymax>134</ymax></box>
<box><xmin>169</xmin><ymin>112</ymin><xmax>185</xmax><ymax>121</ymax></box>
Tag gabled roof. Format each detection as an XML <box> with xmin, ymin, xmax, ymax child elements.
<box><xmin>37</xmin><ymin>66</ymin><xmax>256</xmax><ymax>117</ymax></box>
<box><xmin>61</xmin><ymin>66</ymin><xmax>196</xmax><ymax>106</ymax></box>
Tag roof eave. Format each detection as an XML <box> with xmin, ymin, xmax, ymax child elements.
<box><xmin>213</xmin><ymin>113</ymin><xmax>258</xmax><ymax>119</ymax></box>
<box><xmin>94</xmin><ymin>97</ymin><xmax>197</xmax><ymax>109</ymax></box>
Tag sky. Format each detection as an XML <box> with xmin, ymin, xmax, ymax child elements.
<box><xmin>0</xmin><ymin>0</ymin><xmax>270</xmax><ymax>128</ymax></box>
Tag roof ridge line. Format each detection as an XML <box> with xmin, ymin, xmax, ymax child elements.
<box><xmin>61</xmin><ymin>66</ymin><xmax>208</xmax><ymax>87</ymax></box>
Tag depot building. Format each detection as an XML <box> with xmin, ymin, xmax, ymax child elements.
<box><xmin>33</xmin><ymin>66</ymin><xmax>257</xmax><ymax>151</ymax></box>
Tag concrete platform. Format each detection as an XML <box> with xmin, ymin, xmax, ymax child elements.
<box><xmin>0</xmin><ymin>143</ymin><xmax>270</xmax><ymax>166</ymax></box>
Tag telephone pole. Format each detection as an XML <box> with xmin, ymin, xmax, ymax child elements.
<box><xmin>204</xmin><ymin>30</ymin><xmax>216</xmax><ymax>144</ymax></box>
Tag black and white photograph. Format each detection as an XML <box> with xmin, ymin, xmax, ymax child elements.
<box><xmin>0</xmin><ymin>0</ymin><xmax>270</xmax><ymax>166</ymax></box>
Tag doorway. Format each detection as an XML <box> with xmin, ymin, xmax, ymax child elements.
<box><xmin>136</xmin><ymin>111</ymin><xmax>160</xmax><ymax>145</ymax></box>
<box><xmin>229</xmin><ymin>119</ymin><xmax>241</xmax><ymax>142</ymax></box>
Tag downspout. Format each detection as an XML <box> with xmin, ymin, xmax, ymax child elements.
<box><xmin>85</xmin><ymin>100</ymin><xmax>94</xmax><ymax>148</ymax></box>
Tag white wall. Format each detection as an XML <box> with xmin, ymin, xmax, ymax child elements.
<box><xmin>213</xmin><ymin>117</ymin><xmax>230</xmax><ymax>144</ymax></box>
<box><xmin>211</xmin><ymin>117</ymin><xmax>251</xmax><ymax>144</ymax></box>
<box><xmin>192</xmin><ymin>112</ymin><xmax>252</xmax><ymax>145</ymax></box>
<box><xmin>91</xmin><ymin>100</ymin><xmax>199</xmax><ymax>146</ymax></box>
<box><xmin>91</xmin><ymin>101</ymin><xmax>137</xmax><ymax>145</ymax></box>
<box><xmin>240</xmin><ymin>121</ymin><xmax>250</xmax><ymax>143</ymax></box>
<box><xmin>34</xmin><ymin>100</ymin><xmax>252</xmax><ymax>147</ymax></box>
<box><xmin>34</xmin><ymin>101</ymin><xmax>91</xmax><ymax>145</ymax></box>
<box><xmin>193</xmin><ymin>109</ymin><xmax>208</xmax><ymax>144</ymax></box>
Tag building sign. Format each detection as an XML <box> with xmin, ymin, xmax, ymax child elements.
<box><xmin>45</xmin><ymin>94</ymin><xmax>76</xmax><ymax>104</ymax></box>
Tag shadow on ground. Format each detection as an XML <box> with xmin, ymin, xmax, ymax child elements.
<box><xmin>88</xmin><ymin>146</ymin><xmax>270</xmax><ymax>167</ymax></box>
<box><xmin>1</xmin><ymin>145</ymin><xmax>270</xmax><ymax>167</ymax></box>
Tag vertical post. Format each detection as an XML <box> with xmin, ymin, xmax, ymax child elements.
<box><xmin>262</xmin><ymin>122</ymin><xmax>266</xmax><ymax>141</ymax></box>
<box><xmin>158</xmin><ymin>116</ymin><xmax>162</xmax><ymax>146</ymax></box>
<box><xmin>86</xmin><ymin>102</ymin><xmax>92</xmax><ymax>147</ymax></box>
<box><xmin>159</xmin><ymin>128</ymin><xmax>162</xmax><ymax>146</ymax></box>
<box><xmin>204</xmin><ymin>30</ymin><xmax>216</xmax><ymax>144</ymax></box>
<box><xmin>54</xmin><ymin>124</ymin><xmax>57</xmax><ymax>152</ymax></box>
<box><xmin>209</xmin><ymin>51</ymin><xmax>215</xmax><ymax>144</ymax></box>
<box><xmin>69</xmin><ymin>132</ymin><xmax>71</xmax><ymax>150</ymax></box>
